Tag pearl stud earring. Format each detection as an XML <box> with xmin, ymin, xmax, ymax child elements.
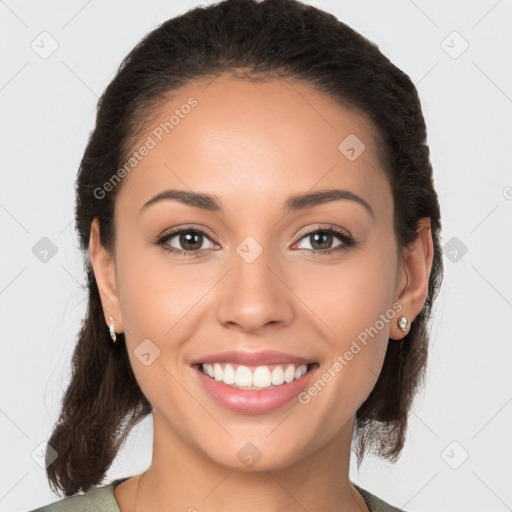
<box><xmin>397</xmin><ymin>315</ymin><xmax>409</xmax><ymax>332</ymax></box>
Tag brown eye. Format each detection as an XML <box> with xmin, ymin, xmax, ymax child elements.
<box><xmin>294</xmin><ymin>227</ymin><xmax>355</xmax><ymax>254</ymax></box>
<box><xmin>156</xmin><ymin>226</ymin><xmax>218</xmax><ymax>256</ymax></box>
<box><xmin>307</xmin><ymin>231</ymin><xmax>337</xmax><ymax>251</ymax></box>
<box><xmin>174</xmin><ymin>231</ymin><xmax>205</xmax><ymax>251</ymax></box>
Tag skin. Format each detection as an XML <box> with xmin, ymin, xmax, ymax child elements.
<box><xmin>89</xmin><ymin>77</ymin><xmax>434</xmax><ymax>512</ymax></box>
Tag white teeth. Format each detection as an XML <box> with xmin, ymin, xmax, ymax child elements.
<box><xmin>222</xmin><ymin>363</ymin><xmax>236</xmax><ymax>384</ymax></box>
<box><xmin>235</xmin><ymin>365</ymin><xmax>253</xmax><ymax>387</ymax></box>
<box><xmin>252</xmin><ymin>366</ymin><xmax>271</xmax><ymax>388</ymax></box>
<box><xmin>271</xmin><ymin>366</ymin><xmax>285</xmax><ymax>385</ymax></box>
<box><xmin>200</xmin><ymin>363</ymin><xmax>310</xmax><ymax>389</ymax></box>
<box><xmin>284</xmin><ymin>364</ymin><xmax>295</xmax><ymax>383</ymax></box>
<box><xmin>214</xmin><ymin>363</ymin><xmax>223</xmax><ymax>381</ymax></box>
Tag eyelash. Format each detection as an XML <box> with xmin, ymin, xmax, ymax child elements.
<box><xmin>153</xmin><ymin>224</ymin><xmax>356</xmax><ymax>258</ymax></box>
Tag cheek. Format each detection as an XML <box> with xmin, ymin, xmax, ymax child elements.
<box><xmin>292</xmin><ymin>248</ymin><xmax>398</xmax><ymax>436</ymax></box>
<box><xmin>114</xmin><ymin>247</ymin><xmax>201</xmax><ymax>411</ymax></box>
<box><xmin>297</xmin><ymin>241</ymin><xmax>398</xmax><ymax>396</ymax></box>
<box><xmin>114</xmin><ymin>235</ymin><xmax>209</xmax><ymax>340</ymax></box>
<box><xmin>300</xmin><ymin>246</ymin><xmax>397</xmax><ymax>341</ymax></box>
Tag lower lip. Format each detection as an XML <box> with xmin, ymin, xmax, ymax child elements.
<box><xmin>193</xmin><ymin>364</ymin><xmax>319</xmax><ymax>414</ymax></box>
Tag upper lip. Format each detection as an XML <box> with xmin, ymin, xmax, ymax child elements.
<box><xmin>191</xmin><ymin>350</ymin><xmax>316</xmax><ymax>367</ymax></box>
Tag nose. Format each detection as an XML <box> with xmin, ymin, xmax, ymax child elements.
<box><xmin>215</xmin><ymin>246</ymin><xmax>295</xmax><ymax>334</ymax></box>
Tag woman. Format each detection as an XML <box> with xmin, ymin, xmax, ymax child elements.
<box><xmin>30</xmin><ymin>0</ymin><xmax>443</xmax><ymax>510</ymax></box>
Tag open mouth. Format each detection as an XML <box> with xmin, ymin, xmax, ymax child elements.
<box><xmin>192</xmin><ymin>360</ymin><xmax>320</xmax><ymax>414</ymax></box>
<box><xmin>194</xmin><ymin>362</ymin><xmax>319</xmax><ymax>390</ymax></box>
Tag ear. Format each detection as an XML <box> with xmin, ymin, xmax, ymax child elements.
<box><xmin>88</xmin><ymin>218</ymin><xmax>124</xmax><ymax>334</ymax></box>
<box><xmin>390</xmin><ymin>217</ymin><xmax>434</xmax><ymax>340</ymax></box>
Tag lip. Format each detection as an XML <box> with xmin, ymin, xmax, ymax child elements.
<box><xmin>192</xmin><ymin>362</ymin><xmax>319</xmax><ymax>414</ymax></box>
<box><xmin>190</xmin><ymin>350</ymin><xmax>316</xmax><ymax>367</ymax></box>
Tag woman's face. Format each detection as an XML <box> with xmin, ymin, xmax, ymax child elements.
<box><xmin>98</xmin><ymin>77</ymin><xmax>409</xmax><ymax>470</ymax></box>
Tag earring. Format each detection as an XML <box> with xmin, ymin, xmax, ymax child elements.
<box><xmin>397</xmin><ymin>315</ymin><xmax>409</xmax><ymax>333</ymax></box>
<box><xmin>109</xmin><ymin>316</ymin><xmax>116</xmax><ymax>343</ymax></box>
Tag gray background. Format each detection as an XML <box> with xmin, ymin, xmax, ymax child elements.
<box><xmin>1</xmin><ymin>0</ymin><xmax>511</xmax><ymax>510</ymax></box>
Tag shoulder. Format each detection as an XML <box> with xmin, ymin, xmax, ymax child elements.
<box><xmin>26</xmin><ymin>480</ymin><xmax>124</xmax><ymax>512</ymax></box>
<box><xmin>353</xmin><ymin>483</ymin><xmax>407</xmax><ymax>512</ymax></box>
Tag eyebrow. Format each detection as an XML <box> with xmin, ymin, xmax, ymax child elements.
<box><xmin>139</xmin><ymin>188</ymin><xmax>375</xmax><ymax>219</ymax></box>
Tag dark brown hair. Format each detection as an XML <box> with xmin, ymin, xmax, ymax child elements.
<box><xmin>45</xmin><ymin>0</ymin><xmax>443</xmax><ymax>497</ymax></box>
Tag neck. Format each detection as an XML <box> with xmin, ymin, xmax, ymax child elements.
<box><xmin>132</xmin><ymin>411</ymin><xmax>369</xmax><ymax>512</ymax></box>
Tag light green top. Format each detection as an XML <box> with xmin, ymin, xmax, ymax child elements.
<box><xmin>28</xmin><ymin>478</ymin><xmax>406</xmax><ymax>511</ymax></box>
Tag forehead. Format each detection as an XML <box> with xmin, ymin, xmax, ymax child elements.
<box><xmin>116</xmin><ymin>77</ymin><xmax>391</xmax><ymax>220</ymax></box>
